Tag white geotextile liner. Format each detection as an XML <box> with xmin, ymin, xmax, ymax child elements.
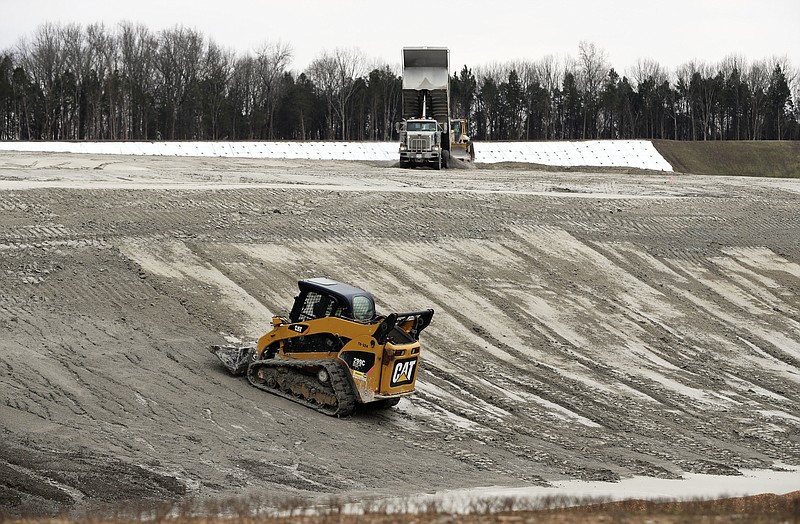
<box><xmin>0</xmin><ymin>140</ymin><xmax>673</xmax><ymax>171</ymax></box>
<box><xmin>475</xmin><ymin>140</ymin><xmax>673</xmax><ymax>171</ymax></box>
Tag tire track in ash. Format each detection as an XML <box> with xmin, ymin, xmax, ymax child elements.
<box><xmin>345</xmin><ymin>239</ymin><xmax>669</xmax><ymax>479</ymax></box>
<box><xmin>1</xmin><ymin>246</ymin><xmax>201</xmax><ymax>432</ymax></box>
<box><xmin>366</xmin><ymin>225</ymin><xmax>796</xmax><ymax>470</ymax></box>
<box><xmin>0</xmin><ymin>240</ymin><xmax>343</xmax><ymax>501</ymax></box>
<box><xmin>0</xmin><ymin>225</ymin><xmax>108</xmax><ymax>252</ymax></box>
<box><xmin>196</xmin><ymin>234</ymin><xmax>799</xmax><ymax>475</ymax></box>
<box><xmin>504</xmin><ymin>226</ymin><xmax>800</xmax><ymax>463</ymax></box>
<box><xmin>119</xmin><ymin>239</ymin><xmax>273</xmax><ymax>338</ymax></box>
<box><xmin>404</xmin><ymin>242</ymin><xmax>736</xmax><ymax>470</ymax></box>
<box><xmin>514</xmin><ymin>225</ymin><xmax>795</xmax><ymax>395</ymax></box>
<box><xmin>506</xmin><ymin>225</ymin><xmax>714</xmax><ymax>403</ymax></box>
<box><xmin>4</xmin><ymin>157</ymin><xmax>800</xmax><ymax>512</ymax></box>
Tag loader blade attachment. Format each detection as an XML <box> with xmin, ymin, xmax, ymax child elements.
<box><xmin>450</xmin><ymin>145</ymin><xmax>467</xmax><ymax>160</ymax></box>
<box><xmin>209</xmin><ymin>344</ymin><xmax>255</xmax><ymax>375</ymax></box>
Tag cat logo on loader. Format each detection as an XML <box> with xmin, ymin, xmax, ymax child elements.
<box><xmin>391</xmin><ymin>358</ymin><xmax>417</xmax><ymax>387</ymax></box>
<box><xmin>210</xmin><ymin>278</ymin><xmax>434</xmax><ymax>417</ymax></box>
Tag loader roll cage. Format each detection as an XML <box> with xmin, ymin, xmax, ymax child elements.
<box><xmin>289</xmin><ymin>279</ymin><xmax>434</xmax><ymax>343</ymax></box>
<box><xmin>290</xmin><ymin>278</ymin><xmax>377</xmax><ymax>323</ymax></box>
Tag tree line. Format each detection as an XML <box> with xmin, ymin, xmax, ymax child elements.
<box><xmin>1</xmin><ymin>23</ymin><xmax>798</xmax><ymax>142</ymax></box>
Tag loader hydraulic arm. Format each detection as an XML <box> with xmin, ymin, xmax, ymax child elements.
<box><xmin>396</xmin><ymin>309</ymin><xmax>434</xmax><ymax>339</ymax></box>
<box><xmin>373</xmin><ymin>309</ymin><xmax>434</xmax><ymax>344</ymax></box>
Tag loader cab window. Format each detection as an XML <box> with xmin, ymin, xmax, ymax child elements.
<box><xmin>352</xmin><ymin>295</ymin><xmax>375</xmax><ymax>321</ymax></box>
<box><xmin>452</xmin><ymin>120</ymin><xmax>463</xmax><ymax>141</ymax></box>
<box><xmin>298</xmin><ymin>292</ymin><xmax>339</xmax><ymax>321</ymax></box>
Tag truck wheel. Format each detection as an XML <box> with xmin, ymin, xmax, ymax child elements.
<box><xmin>442</xmin><ymin>150</ymin><xmax>450</xmax><ymax>169</ymax></box>
<box><xmin>434</xmin><ymin>155</ymin><xmax>441</xmax><ymax>170</ymax></box>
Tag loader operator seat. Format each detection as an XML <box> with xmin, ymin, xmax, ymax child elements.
<box><xmin>312</xmin><ymin>297</ymin><xmax>329</xmax><ymax>319</ymax></box>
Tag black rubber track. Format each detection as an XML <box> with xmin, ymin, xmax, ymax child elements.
<box><xmin>246</xmin><ymin>358</ymin><xmax>357</xmax><ymax>417</ymax></box>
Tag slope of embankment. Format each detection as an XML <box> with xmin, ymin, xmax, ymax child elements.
<box><xmin>654</xmin><ymin>140</ymin><xmax>800</xmax><ymax>178</ymax></box>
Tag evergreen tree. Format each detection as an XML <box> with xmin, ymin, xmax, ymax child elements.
<box><xmin>765</xmin><ymin>65</ymin><xmax>794</xmax><ymax>139</ymax></box>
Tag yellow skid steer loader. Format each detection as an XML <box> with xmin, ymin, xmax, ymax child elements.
<box><xmin>211</xmin><ymin>278</ymin><xmax>434</xmax><ymax>417</ymax></box>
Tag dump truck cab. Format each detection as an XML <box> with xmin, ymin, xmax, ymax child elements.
<box><xmin>398</xmin><ymin>118</ymin><xmax>444</xmax><ymax>169</ymax></box>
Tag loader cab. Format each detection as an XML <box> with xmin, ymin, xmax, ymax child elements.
<box><xmin>451</xmin><ymin>119</ymin><xmax>467</xmax><ymax>142</ymax></box>
<box><xmin>290</xmin><ymin>278</ymin><xmax>377</xmax><ymax>323</ymax></box>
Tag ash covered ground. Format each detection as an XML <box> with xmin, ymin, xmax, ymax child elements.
<box><xmin>1</xmin><ymin>153</ymin><xmax>799</xmax><ymax>516</ymax></box>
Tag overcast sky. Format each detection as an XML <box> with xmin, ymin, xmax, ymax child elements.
<box><xmin>2</xmin><ymin>0</ymin><xmax>798</xmax><ymax>75</ymax></box>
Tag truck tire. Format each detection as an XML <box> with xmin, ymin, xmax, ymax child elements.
<box><xmin>442</xmin><ymin>150</ymin><xmax>450</xmax><ymax>169</ymax></box>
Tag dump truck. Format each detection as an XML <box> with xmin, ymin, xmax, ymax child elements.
<box><xmin>210</xmin><ymin>278</ymin><xmax>434</xmax><ymax>417</ymax></box>
<box><xmin>397</xmin><ymin>47</ymin><xmax>473</xmax><ymax>169</ymax></box>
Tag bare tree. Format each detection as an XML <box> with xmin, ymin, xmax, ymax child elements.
<box><xmin>84</xmin><ymin>23</ymin><xmax>117</xmax><ymax>138</ymax></box>
<box><xmin>717</xmin><ymin>54</ymin><xmax>747</xmax><ymax>139</ymax></box>
<box><xmin>577</xmin><ymin>41</ymin><xmax>608</xmax><ymax>138</ymax></box>
<box><xmin>746</xmin><ymin>59</ymin><xmax>770</xmax><ymax>139</ymax></box>
<box><xmin>307</xmin><ymin>47</ymin><xmax>367</xmax><ymax>139</ymax></box>
<box><xmin>630</xmin><ymin>58</ymin><xmax>668</xmax><ymax>138</ymax></box>
<box><xmin>675</xmin><ymin>61</ymin><xmax>696</xmax><ymax>138</ymax></box>
<box><xmin>307</xmin><ymin>51</ymin><xmax>337</xmax><ymax>138</ymax></box>
<box><xmin>202</xmin><ymin>40</ymin><xmax>234</xmax><ymax>139</ymax></box>
<box><xmin>230</xmin><ymin>54</ymin><xmax>257</xmax><ymax>137</ymax></box>
<box><xmin>630</xmin><ymin>58</ymin><xmax>668</xmax><ymax>88</ymax></box>
<box><xmin>791</xmin><ymin>66</ymin><xmax>800</xmax><ymax>128</ymax></box>
<box><xmin>253</xmin><ymin>40</ymin><xmax>292</xmax><ymax>139</ymax></box>
<box><xmin>365</xmin><ymin>60</ymin><xmax>401</xmax><ymax>140</ymax></box>
<box><xmin>154</xmin><ymin>25</ymin><xmax>205</xmax><ymax>138</ymax></box>
<box><xmin>16</xmin><ymin>22</ymin><xmax>67</xmax><ymax>138</ymax></box>
<box><xmin>473</xmin><ymin>62</ymin><xmax>507</xmax><ymax>139</ymax></box>
<box><xmin>515</xmin><ymin>59</ymin><xmax>546</xmax><ymax>139</ymax></box>
<box><xmin>58</xmin><ymin>23</ymin><xmax>87</xmax><ymax>139</ymax></box>
<box><xmin>118</xmin><ymin>22</ymin><xmax>157</xmax><ymax>139</ymax></box>
<box><xmin>331</xmin><ymin>47</ymin><xmax>367</xmax><ymax>140</ymax></box>
<box><xmin>535</xmin><ymin>54</ymin><xmax>565</xmax><ymax>139</ymax></box>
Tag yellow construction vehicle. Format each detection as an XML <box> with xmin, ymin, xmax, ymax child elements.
<box><xmin>449</xmin><ymin>118</ymin><xmax>475</xmax><ymax>163</ymax></box>
<box><xmin>210</xmin><ymin>278</ymin><xmax>434</xmax><ymax>417</ymax></box>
